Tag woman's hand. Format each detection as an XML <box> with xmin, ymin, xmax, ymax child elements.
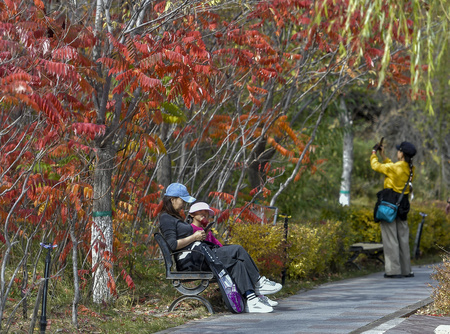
<box><xmin>176</xmin><ymin>230</ymin><xmax>206</xmax><ymax>250</ymax></box>
<box><xmin>193</xmin><ymin>230</ymin><xmax>206</xmax><ymax>241</ymax></box>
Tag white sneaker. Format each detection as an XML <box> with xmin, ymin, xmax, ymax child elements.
<box><xmin>245</xmin><ymin>297</ymin><xmax>273</xmax><ymax>313</ymax></box>
<box><xmin>259</xmin><ymin>295</ymin><xmax>278</xmax><ymax>307</ymax></box>
<box><xmin>255</xmin><ymin>276</ymin><xmax>282</xmax><ymax>295</ymax></box>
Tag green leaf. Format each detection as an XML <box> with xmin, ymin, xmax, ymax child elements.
<box><xmin>161</xmin><ymin>102</ymin><xmax>186</xmax><ymax>124</ymax></box>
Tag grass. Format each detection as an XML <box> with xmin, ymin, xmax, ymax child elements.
<box><xmin>3</xmin><ymin>254</ymin><xmax>444</xmax><ymax>333</ymax></box>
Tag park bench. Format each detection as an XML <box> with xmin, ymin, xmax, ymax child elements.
<box><xmin>346</xmin><ymin>242</ymin><xmax>384</xmax><ymax>270</ymax></box>
<box><xmin>154</xmin><ymin>232</ymin><xmax>215</xmax><ymax>313</ymax></box>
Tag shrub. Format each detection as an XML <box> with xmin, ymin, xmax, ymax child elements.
<box><xmin>321</xmin><ymin>205</ymin><xmax>381</xmax><ymax>244</ymax></box>
<box><xmin>429</xmin><ymin>251</ymin><xmax>450</xmax><ymax>315</ymax></box>
<box><xmin>321</xmin><ymin>201</ymin><xmax>450</xmax><ymax>257</ymax></box>
<box><xmin>227</xmin><ymin>222</ymin><xmax>285</xmax><ymax>279</ymax></box>
<box><xmin>225</xmin><ymin>200</ymin><xmax>449</xmax><ymax>281</ymax></box>
<box><xmin>286</xmin><ymin>220</ymin><xmax>353</xmax><ymax>279</ymax></box>
<box><xmin>408</xmin><ymin>203</ymin><xmax>450</xmax><ymax>255</ymax></box>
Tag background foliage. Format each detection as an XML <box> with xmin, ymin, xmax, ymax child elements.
<box><xmin>0</xmin><ymin>0</ymin><xmax>449</xmax><ymax>331</ymax></box>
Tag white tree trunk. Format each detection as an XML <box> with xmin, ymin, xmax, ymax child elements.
<box><xmin>91</xmin><ymin>216</ymin><xmax>113</xmax><ymax>303</ymax></box>
<box><xmin>91</xmin><ymin>147</ymin><xmax>114</xmax><ymax>303</ymax></box>
<box><xmin>339</xmin><ymin>97</ymin><xmax>354</xmax><ymax>206</ymax></box>
<box><xmin>70</xmin><ymin>216</ymin><xmax>80</xmax><ymax>327</ymax></box>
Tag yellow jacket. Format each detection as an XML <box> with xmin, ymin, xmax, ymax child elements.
<box><xmin>370</xmin><ymin>153</ymin><xmax>415</xmax><ymax>194</ymax></box>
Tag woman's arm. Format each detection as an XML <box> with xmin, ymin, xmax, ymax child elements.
<box><xmin>160</xmin><ymin>213</ymin><xmax>205</xmax><ymax>251</ymax></box>
<box><xmin>176</xmin><ymin>232</ymin><xmax>204</xmax><ymax>250</ymax></box>
<box><xmin>370</xmin><ymin>152</ymin><xmax>392</xmax><ymax>175</ymax></box>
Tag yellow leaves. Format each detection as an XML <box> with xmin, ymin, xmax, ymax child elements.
<box><xmin>126</xmin><ymin>140</ymin><xmax>138</xmax><ymax>152</ymax></box>
<box><xmin>116</xmin><ymin>201</ymin><xmax>136</xmax><ymax>222</ymax></box>
<box><xmin>161</xmin><ymin>101</ymin><xmax>185</xmax><ymax>124</ymax></box>
<box><xmin>346</xmin><ymin>67</ymin><xmax>357</xmax><ymax>78</ymax></box>
<box><xmin>118</xmin><ymin>201</ymin><xmax>133</xmax><ymax>213</ymax></box>
<box><xmin>38</xmin><ymin>203</ymin><xmax>45</xmax><ymax>216</ymax></box>
<box><xmin>287</xmin><ymin>221</ymin><xmax>348</xmax><ymax>278</ymax></box>
<box><xmin>83</xmin><ymin>187</ymin><xmax>93</xmax><ymax>200</ymax></box>
<box><xmin>228</xmin><ymin>222</ymin><xmax>285</xmax><ymax>276</ymax></box>
<box><xmin>156</xmin><ymin>136</ymin><xmax>166</xmax><ymax>154</ymax></box>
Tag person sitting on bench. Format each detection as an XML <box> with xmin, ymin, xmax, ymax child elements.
<box><xmin>158</xmin><ymin>183</ymin><xmax>282</xmax><ymax>313</ymax></box>
<box><xmin>187</xmin><ymin>202</ymin><xmax>223</xmax><ymax>247</ymax></box>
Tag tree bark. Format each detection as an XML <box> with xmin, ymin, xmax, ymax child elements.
<box><xmin>247</xmin><ymin>138</ymin><xmax>276</xmax><ymax>191</ymax></box>
<box><xmin>157</xmin><ymin>123</ymin><xmax>172</xmax><ymax>188</ymax></box>
<box><xmin>91</xmin><ymin>146</ymin><xmax>114</xmax><ymax>303</ymax></box>
<box><xmin>338</xmin><ymin>96</ymin><xmax>354</xmax><ymax>206</ymax></box>
<box><xmin>70</xmin><ymin>215</ymin><xmax>80</xmax><ymax>327</ymax></box>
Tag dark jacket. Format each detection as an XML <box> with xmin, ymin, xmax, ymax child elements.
<box><xmin>159</xmin><ymin>212</ymin><xmax>210</xmax><ymax>271</ymax></box>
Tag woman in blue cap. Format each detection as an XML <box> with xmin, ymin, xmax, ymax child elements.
<box><xmin>158</xmin><ymin>183</ymin><xmax>282</xmax><ymax>313</ymax></box>
<box><xmin>371</xmin><ymin>141</ymin><xmax>416</xmax><ymax>278</ymax></box>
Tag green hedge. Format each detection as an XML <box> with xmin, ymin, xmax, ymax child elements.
<box><xmin>321</xmin><ymin>201</ymin><xmax>450</xmax><ymax>255</ymax></box>
<box><xmin>407</xmin><ymin>202</ymin><xmax>450</xmax><ymax>254</ymax></box>
<box><xmin>225</xmin><ymin>201</ymin><xmax>449</xmax><ymax>280</ymax></box>
<box><xmin>286</xmin><ymin>220</ymin><xmax>353</xmax><ymax>278</ymax></box>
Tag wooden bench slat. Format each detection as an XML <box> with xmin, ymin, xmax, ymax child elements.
<box><xmin>347</xmin><ymin>242</ymin><xmax>384</xmax><ymax>270</ymax></box>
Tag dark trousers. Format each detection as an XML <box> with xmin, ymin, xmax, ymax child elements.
<box><xmin>214</xmin><ymin>244</ymin><xmax>260</xmax><ymax>295</ymax></box>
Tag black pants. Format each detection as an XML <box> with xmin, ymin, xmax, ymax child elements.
<box><xmin>213</xmin><ymin>244</ymin><xmax>260</xmax><ymax>295</ymax></box>
<box><xmin>177</xmin><ymin>243</ymin><xmax>260</xmax><ymax>295</ymax></box>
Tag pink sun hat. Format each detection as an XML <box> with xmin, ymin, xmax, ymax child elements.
<box><xmin>189</xmin><ymin>202</ymin><xmax>214</xmax><ymax>216</ymax></box>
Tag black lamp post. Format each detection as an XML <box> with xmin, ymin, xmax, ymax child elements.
<box><xmin>278</xmin><ymin>214</ymin><xmax>291</xmax><ymax>286</ymax></box>
<box><xmin>413</xmin><ymin>213</ymin><xmax>427</xmax><ymax>260</ymax></box>
<box><xmin>39</xmin><ymin>243</ymin><xmax>56</xmax><ymax>334</ymax></box>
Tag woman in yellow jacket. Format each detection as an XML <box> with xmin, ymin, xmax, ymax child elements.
<box><xmin>370</xmin><ymin>141</ymin><xmax>416</xmax><ymax>278</ymax></box>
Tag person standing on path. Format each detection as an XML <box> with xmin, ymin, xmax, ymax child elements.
<box><xmin>371</xmin><ymin>141</ymin><xmax>416</xmax><ymax>278</ymax></box>
<box><xmin>158</xmin><ymin>183</ymin><xmax>282</xmax><ymax>313</ymax></box>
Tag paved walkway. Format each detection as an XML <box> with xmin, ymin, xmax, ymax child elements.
<box><xmin>156</xmin><ymin>264</ymin><xmax>450</xmax><ymax>334</ymax></box>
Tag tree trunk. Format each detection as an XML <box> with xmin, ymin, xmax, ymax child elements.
<box><xmin>248</xmin><ymin>138</ymin><xmax>275</xmax><ymax>191</ymax></box>
<box><xmin>339</xmin><ymin>97</ymin><xmax>354</xmax><ymax>206</ymax></box>
<box><xmin>70</xmin><ymin>215</ymin><xmax>80</xmax><ymax>327</ymax></box>
<box><xmin>157</xmin><ymin>123</ymin><xmax>172</xmax><ymax>188</ymax></box>
<box><xmin>28</xmin><ymin>281</ymin><xmax>44</xmax><ymax>334</ymax></box>
<box><xmin>91</xmin><ymin>146</ymin><xmax>114</xmax><ymax>303</ymax></box>
<box><xmin>21</xmin><ymin>253</ymin><xmax>28</xmax><ymax>320</ymax></box>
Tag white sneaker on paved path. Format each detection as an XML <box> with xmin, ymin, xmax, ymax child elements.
<box><xmin>254</xmin><ymin>276</ymin><xmax>282</xmax><ymax>295</ymax></box>
<box><xmin>245</xmin><ymin>296</ymin><xmax>274</xmax><ymax>313</ymax></box>
<box><xmin>259</xmin><ymin>295</ymin><xmax>278</xmax><ymax>307</ymax></box>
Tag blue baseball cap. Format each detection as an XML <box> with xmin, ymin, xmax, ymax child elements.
<box><xmin>164</xmin><ymin>183</ymin><xmax>196</xmax><ymax>203</ymax></box>
<box><xmin>396</xmin><ymin>141</ymin><xmax>416</xmax><ymax>157</ymax></box>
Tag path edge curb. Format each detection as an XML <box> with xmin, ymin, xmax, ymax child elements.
<box><xmin>349</xmin><ymin>297</ymin><xmax>434</xmax><ymax>334</ymax></box>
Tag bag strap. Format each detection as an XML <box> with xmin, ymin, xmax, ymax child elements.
<box><xmin>396</xmin><ymin>167</ymin><xmax>413</xmax><ymax>206</ymax></box>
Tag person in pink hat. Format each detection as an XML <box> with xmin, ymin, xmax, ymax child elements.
<box><xmin>158</xmin><ymin>183</ymin><xmax>282</xmax><ymax>313</ymax></box>
<box><xmin>187</xmin><ymin>202</ymin><xmax>223</xmax><ymax>247</ymax></box>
